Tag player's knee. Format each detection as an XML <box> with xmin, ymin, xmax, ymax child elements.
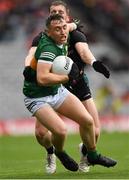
<box><xmin>86</xmin><ymin>116</ymin><xmax>94</xmax><ymax>128</ymax></box>
<box><xmin>54</xmin><ymin>126</ymin><xmax>67</xmax><ymax>138</ymax></box>
<box><xmin>80</xmin><ymin>115</ymin><xmax>94</xmax><ymax>128</ymax></box>
<box><xmin>35</xmin><ymin>126</ymin><xmax>48</xmax><ymax>139</ymax></box>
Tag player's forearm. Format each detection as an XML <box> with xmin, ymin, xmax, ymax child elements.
<box><xmin>37</xmin><ymin>73</ymin><xmax>69</xmax><ymax>86</ymax></box>
<box><xmin>68</xmin><ymin>22</ymin><xmax>77</xmax><ymax>32</ymax></box>
<box><xmin>75</xmin><ymin>42</ymin><xmax>96</xmax><ymax>65</ymax></box>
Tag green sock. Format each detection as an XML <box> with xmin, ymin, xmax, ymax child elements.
<box><xmin>87</xmin><ymin>150</ymin><xmax>99</xmax><ymax>159</ymax></box>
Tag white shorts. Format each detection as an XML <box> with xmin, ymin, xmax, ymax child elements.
<box><xmin>24</xmin><ymin>86</ymin><xmax>70</xmax><ymax>115</ymax></box>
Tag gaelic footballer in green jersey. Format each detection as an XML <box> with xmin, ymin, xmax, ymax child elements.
<box><xmin>23</xmin><ymin>14</ymin><xmax>79</xmax><ymax>98</ymax></box>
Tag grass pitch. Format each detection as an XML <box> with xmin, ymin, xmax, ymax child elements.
<box><xmin>0</xmin><ymin>132</ymin><xmax>129</xmax><ymax>179</ymax></box>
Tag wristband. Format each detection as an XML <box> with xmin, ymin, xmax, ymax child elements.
<box><xmin>91</xmin><ymin>59</ymin><xmax>96</xmax><ymax>66</ymax></box>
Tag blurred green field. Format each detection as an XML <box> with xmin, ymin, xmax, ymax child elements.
<box><xmin>0</xmin><ymin>132</ymin><xmax>129</xmax><ymax>179</ymax></box>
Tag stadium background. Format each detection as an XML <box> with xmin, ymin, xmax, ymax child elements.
<box><xmin>0</xmin><ymin>0</ymin><xmax>129</xmax><ymax>134</ymax></box>
<box><xmin>0</xmin><ymin>0</ymin><xmax>129</xmax><ymax>178</ymax></box>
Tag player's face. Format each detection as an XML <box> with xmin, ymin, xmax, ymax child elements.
<box><xmin>47</xmin><ymin>18</ymin><xmax>69</xmax><ymax>45</ymax></box>
<box><xmin>49</xmin><ymin>5</ymin><xmax>69</xmax><ymax>22</ymax></box>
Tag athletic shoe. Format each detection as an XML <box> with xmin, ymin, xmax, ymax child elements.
<box><xmin>78</xmin><ymin>143</ymin><xmax>90</xmax><ymax>172</ymax></box>
<box><xmin>45</xmin><ymin>154</ymin><xmax>56</xmax><ymax>174</ymax></box>
<box><xmin>87</xmin><ymin>153</ymin><xmax>117</xmax><ymax>168</ymax></box>
<box><xmin>55</xmin><ymin>150</ymin><xmax>78</xmax><ymax>171</ymax></box>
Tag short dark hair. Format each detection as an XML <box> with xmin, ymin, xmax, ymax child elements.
<box><xmin>49</xmin><ymin>0</ymin><xmax>69</xmax><ymax>12</ymax></box>
<box><xmin>46</xmin><ymin>14</ymin><xmax>64</xmax><ymax>28</ymax></box>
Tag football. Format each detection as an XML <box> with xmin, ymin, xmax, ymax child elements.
<box><xmin>52</xmin><ymin>56</ymin><xmax>73</xmax><ymax>75</ymax></box>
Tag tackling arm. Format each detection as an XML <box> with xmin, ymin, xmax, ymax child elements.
<box><xmin>68</xmin><ymin>22</ymin><xmax>77</xmax><ymax>32</ymax></box>
<box><xmin>75</xmin><ymin>42</ymin><xmax>110</xmax><ymax>78</ymax></box>
<box><xmin>75</xmin><ymin>42</ymin><xmax>96</xmax><ymax>65</ymax></box>
<box><xmin>72</xmin><ymin>30</ymin><xmax>110</xmax><ymax>78</ymax></box>
<box><xmin>24</xmin><ymin>47</ymin><xmax>37</xmax><ymax>67</ymax></box>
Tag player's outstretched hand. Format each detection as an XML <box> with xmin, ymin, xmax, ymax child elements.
<box><xmin>92</xmin><ymin>61</ymin><xmax>110</xmax><ymax>78</ymax></box>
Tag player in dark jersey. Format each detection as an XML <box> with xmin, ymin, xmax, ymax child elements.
<box><xmin>23</xmin><ymin>1</ymin><xmax>116</xmax><ymax>174</ymax></box>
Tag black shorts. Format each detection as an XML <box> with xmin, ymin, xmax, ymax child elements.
<box><xmin>65</xmin><ymin>74</ymin><xmax>92</xmax><ymax>101</ymax></box>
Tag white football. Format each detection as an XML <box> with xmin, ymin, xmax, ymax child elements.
<box><xmin>52</xmin><ymin>56</ymin><xmax>73</xmax><ymax>75</ymax></box>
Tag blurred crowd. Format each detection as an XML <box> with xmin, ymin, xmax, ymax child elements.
<box><xmin>1</xmin><ymin>0</ymin><xmax>129</xmax><ymax>116</ymax></box>
<box><xmin>95</xmin><ymin>82</ymin><xmax>129</xmax><ymax>116</ymax></box>
<box><xmin>1</xmin><ymin>0</ymin><xmax>129</xmax><ymax>71</ymax></box>
<box><xmin>82</xmin><ymin>0</ymin><xmax>129</xmax><ymax>51</ymax></box>
<box><xmin>0</xmin><ymin>0</ymin><xmax>50</xmax><ymax>43</ymax></box>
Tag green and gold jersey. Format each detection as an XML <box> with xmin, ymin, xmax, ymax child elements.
<box><xmin>23</xmin><ymin>33</ymin><xmax>68</xmax><ymax>98</ymax></box>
